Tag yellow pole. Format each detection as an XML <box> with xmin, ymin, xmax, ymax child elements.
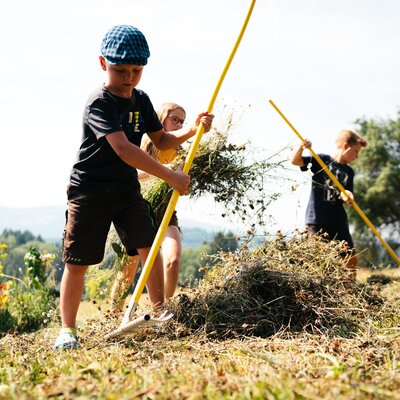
<box><xmin>122</xmin><ymin>0</ymin><xmax>257</xmax><ymax>322</ymax></box>
<box><xmin>269</xmin><ymin>99</ymin><xmax>400</xmax><ymax>266</ymax></box>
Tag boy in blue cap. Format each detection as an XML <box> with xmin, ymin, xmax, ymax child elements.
<box><xmin>53</xmin><ymin>25</ymin><xmax>214</xmax><ymax>349</ymax></box>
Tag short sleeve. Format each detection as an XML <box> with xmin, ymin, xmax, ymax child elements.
<box><xmin>88</xmin><ymin>98</ymin><xmax>122</xmax><ymax>140</ymax></box>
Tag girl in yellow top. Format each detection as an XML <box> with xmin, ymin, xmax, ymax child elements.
<box><xmin>110</xmin><ymin>102</ymin><xmax>188</xmax><ymax>311</ymax></box>
<box><xmin>140</xmin><ymin>102</ymin><xmax>186</xmax><ymax>297</ymax></box>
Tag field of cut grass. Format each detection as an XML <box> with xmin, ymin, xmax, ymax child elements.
<box><xmin>1</xmin><ymin>237</ymin><xmax>399</xmax><ymax>400</ymax></box>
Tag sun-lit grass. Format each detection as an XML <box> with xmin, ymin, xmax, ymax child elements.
<box><xmin>1</xmin><ymin>236</ymin><xmax>399</xmax><ymax>400</ymax></box>
<box><xmin>357</xmin><ymin>267</ymin><xmax>400</xmax><ymax>283</ymax></box>
<box><xmin>1</xmin><ymin>323</ymin><xmax>399</xmax><ymax>399</ymax></box>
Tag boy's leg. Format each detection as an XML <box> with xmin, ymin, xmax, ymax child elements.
<box><xmin>344</xmin><ymin>250</ymin><xmax>358</xmax><ymax>282</ymax></box>
<box><xmin>53</xmin><ymin>263</ymin><xmax>87</xmax><ymax>350</ymax></box>
<box><xmin>330</xmin><ymin>227</ymin><xmax>358</xmax><ymax>282</ymax></box>
<box><xmin>318</xmin><ymin>225</ymin><xmax>358</xmax><ymax>282</ymax></box>
<box><xmin>137</xmin><ymin>248</ymin><xmax>164</xmax><ymax>310</ymax></box>
<box><xmin>56</xmin><ymin>187</ymin><xmax>114</xmax><ymax>349</ymax></box>
<box><xmin>162</xmin><ymin>225</ymin><xmax>182</xmax><ymax>298</ymax></box>
<box><xmin>60</xmin><ymin>263</ymin><xmax>88</xmax><ymax>328</ymax></box>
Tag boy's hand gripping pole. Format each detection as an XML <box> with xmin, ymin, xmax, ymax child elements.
<box><xmin>269</xmin><ymin>99</ymin><xmax>400</xmax><ymax>266</ymax></box>
<box><xmin>105</xmin><ymin>0</ymin><xmax>257</xmax><ymax>339</ymax></box>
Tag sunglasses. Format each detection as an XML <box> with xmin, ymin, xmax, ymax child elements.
<box><xmin>167</xmin><ymin>115</ymin><xmax>185</xmax><ymax>125</ymax></box>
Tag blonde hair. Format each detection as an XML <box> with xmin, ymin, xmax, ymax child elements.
<box><xmin>156</xmin><ymin>102</ymin><xmax>186</xmax><ymax>125</ymax></box>
<box><xmin>141</xmin><ymin>102</ymin><xmax>186</xmax><ymax>161</ymax></box>
<box><xmin>335</xmin><ymin>129</ymin><xmax>368</xmax><ymax>148</ymax></box>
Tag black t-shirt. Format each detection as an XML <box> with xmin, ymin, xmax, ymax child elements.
<box><xmin>301</xmin><ymin>154</ymin><xmax>354</xmax><ymax>228</ymax></box>
<box><xmin>69</xmin><ymin>86</ymin><xmax>163</xmax><ymax>193</ymax></box>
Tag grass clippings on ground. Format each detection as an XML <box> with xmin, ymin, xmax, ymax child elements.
<box><xmin>1</xmin><ymin>234</ymin><xmax>399</xmax><ymax>399</ymax></box>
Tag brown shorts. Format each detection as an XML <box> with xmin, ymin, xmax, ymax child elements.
<box><xmin>62</xmin><ymin>185</ymin><xmax>158</xmax><ymax>265</ymax></box>
<box><xmin>306</xmin><ymin>224</ymin><xmax>355</xmax><ymax>256</ymax></box>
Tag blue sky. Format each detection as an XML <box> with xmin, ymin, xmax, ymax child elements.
<box><xmin>1</xmin><ymin>0</ymin><xmax>399</xmax><ymax>233</ymax></box>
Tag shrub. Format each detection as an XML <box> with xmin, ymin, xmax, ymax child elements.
<box><xmin>0</xmin><ymin>246</ymin><xmax>58</xmax><ymax>334</ymax></box>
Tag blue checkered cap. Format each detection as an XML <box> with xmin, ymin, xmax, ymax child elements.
<box><xmin>101</xmin><ymin>25</ymin><xmax>150</xmax><ymax>65</ymax></box>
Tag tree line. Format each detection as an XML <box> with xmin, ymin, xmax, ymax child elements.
<box><xmin>350</xmin><ymin>112</ymin><xmax>400</xmax><ymax>266</ymax></box>
<box><xmin>0</xmin><ymin>228</ymin><xmax>239</xmax><ymax>288</ymax></box>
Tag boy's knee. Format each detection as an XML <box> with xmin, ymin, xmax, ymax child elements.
<box><xmin>65</xmin><ymin>263</ymin><xmax>88</xmax><ymax>276</ymax></box>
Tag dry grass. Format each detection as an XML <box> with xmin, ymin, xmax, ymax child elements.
<box><xmin>1</xmin><ymin>235</ymin><xmax>400</xmax><ymax>399</ymax></box>
<box><xmin>167</xmin><ymin>235</ymin><xmax>395</xmax><ymax>339</ymax></box>
<box><xmin>358</xmin><ymin>266</ymin><xmax>400</xmax><ymax>283</ymax></box>
<box><xmin>140</xmin><ymin>129</ymin><xmax>285</xmax><ymax>228</ymax></box>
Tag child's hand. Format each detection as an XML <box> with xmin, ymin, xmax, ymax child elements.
<box><xmin>291</xmin><ymin>139</ymin><xmax>311</xmax><ymax>166</ymax></box>
<box><xmin>194</xmin><ymin>112</ymin><xmax>214</xmax><ymax>133</ymax></box>
<box><xmin>168</xmin><ymin>164</ymin><xmax>190</xmax><ymax>195</ymax></box>
<box><xmin>302</xmin><ymin>139</ymin><xmax>312</xmax><ymax>149</ymax></box>
<box><xmin>340</xmin><ymin>190</ymin><xmax>354</xmax><ymax>204</ymax></box>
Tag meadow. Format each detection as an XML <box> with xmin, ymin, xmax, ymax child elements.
<box><xmin>1</xmin><ymin>235</ymin><xmax>399</xmax><ymax>400</ymax></box>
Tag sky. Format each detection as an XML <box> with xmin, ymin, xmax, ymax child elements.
<box><xmin>1</xmin><ymin>0</ymin><xmax>400</xmax><ymax>234</ymax></box>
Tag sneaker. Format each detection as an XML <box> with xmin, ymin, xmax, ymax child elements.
<box><xmin>52</xmin><ymin>332</ymin><xmax>79</xmax><ymax>350</ymax></box>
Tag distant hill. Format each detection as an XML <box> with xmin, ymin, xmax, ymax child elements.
<box><xmin>179</xmin><ymin>226</ymin><xmax>214</xmax><ymax>248</ymax></box>
<box><xmin>0</xmin><ymin>206</ymin><xmax>65</xmax><ymax>242</ymax></box>
<box><xmin>0</xmin><ymin>206</ymin><xmax>216</xmax><ymax>248</ymax></box>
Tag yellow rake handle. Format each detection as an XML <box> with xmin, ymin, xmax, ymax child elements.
<box><xmin>269</xmin><ymin>99</ymin><xmax>400</xmax><ymax>266</ymax></box>
<box><xmin>128</xmin><ymin>0</ymin><xmax>257</xmax><ymax>310</ymax></box>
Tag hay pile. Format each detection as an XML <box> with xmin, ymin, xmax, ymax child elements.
<box><xmin>167</xmin><ymin>234</ymin><xmax>385</xmax><ymax>339</ymax></box>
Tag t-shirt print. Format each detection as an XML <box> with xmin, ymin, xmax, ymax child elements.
<box><xmin>323</xmin><ymin>164</ymin><xmax>349</xmax><ymax>203</ymax></box>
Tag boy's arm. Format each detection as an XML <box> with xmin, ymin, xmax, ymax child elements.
<box><xmin>148</xmin><ymin>112</ymin><xmax>214</xmax><ymax>150</ymax></box>
<box><xmin>291</xmin><ymin>139</ymin><xmax>312</xmax><ymax>166</ymax></box>
<box><xmin>138</xmin><ymin>162</ymin><xmax>174</xmax><ymax>181</ymax></box>
<box><xmin>137</xmin><ymin>169</ymin><xmax>150</xmax><ymax>180</ymax></box>
<box><xmin>106</xmin><ymin>131</ymin><xmax>189</xmax><ymax>194</ymax></box>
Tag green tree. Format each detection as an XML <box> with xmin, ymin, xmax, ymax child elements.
<box><xmin>180</xmin><ymin>243</ymin><xmax>212</xmax><ymax>285</ymax></box>
<box><xmin>0</xmin><ymin>230</ymin><xmax>62</xmax><ymax>281</ymax></box>
<box><xmin>350</xmin><ymin>113</ymin><xmax>400</xmax><ymax>265</ymax></box>
<box><xmin>208</xmin><ymin>230</ymin><xmax>238</xmax><ymax>255</ymax></box>
<box><xmin>179</xmin><ymin>231</ymin><xmax>239</xmax><ymax>286</ymax></box>
<box><xmin>1</xmin><ymin>229</ymin><xmax>43</xmax><ymax>246</ymax></box>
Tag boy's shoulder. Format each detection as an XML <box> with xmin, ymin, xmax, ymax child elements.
<box><xmin>318</xmin><ymin>154</ymin><xmax>332</xmax><ymax>162</ymax></box>
<box><xmin>85</xmin><ymin>86</ymin><xmax>150</xmax><ymax>106</ymax></box>
<box><xmin>86</xmin><ymin>85</ymin><xmax>109</xmax><ymax>104</ymax></box>
<box><xmin>132</xmin><ymin>88</ymin><xmax>151</xmax><ymax>101</ymax></box>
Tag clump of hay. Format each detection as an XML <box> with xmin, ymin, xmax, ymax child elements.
<box><xmin>140</xmin><ymin>177</ymin><xmax>172</xmax><ymax>226</ymax></box>
<box><xmin>141</xmin><ymin>128</ymin><xmax>285</xmax><ymax>227</ymax></box>
<box><xmin>366</xmin><ymin>273</ymin><xmax>396</xmax><ymax>286</ymax></box>
<box><xmin>167</xmin><ymin>234</ymin><xmax>384</xmax><ymax>339</ymax></box>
